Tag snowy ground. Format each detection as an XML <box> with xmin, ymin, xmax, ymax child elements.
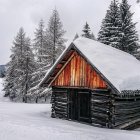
<box><xmin>0</xmin><ymin>79</ymin><xmax>140</xmax><ymax>140</ymax></box>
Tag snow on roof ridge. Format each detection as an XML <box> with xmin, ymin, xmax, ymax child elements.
<box><xmin>73</xmin><ymin>37</ymin><xmax>140</xmax><ymax>92</ymax></box>
<box><xmin>73</xmin><ymin>37</ymin><xmax>134</xmax><ymax>58</ymax></box>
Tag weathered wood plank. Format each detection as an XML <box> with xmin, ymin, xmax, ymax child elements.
<box><xmin>114</xmin><ymin>116</ymin><xmax>140</xmax><ymax>128</ymax></box>
<box><xmin>91</xmin><ymin>107</ymin><xmax>109</xmax><ymax>114</ymax></box>
<box><xmin>91</xmin><ymin>118</ymin><xmax>107</xmax><ymax>127</ymax></box>
<box><xmin>52</xmin><ymin>87</ymin><xmax>68</xmax><ymax>120</ymax></box>
<box><xmin>54</xmin><ymin>103</ymin><xmax>67</xmax><ymax>109</ymax></box>
<box><xmin>52</xmin><ymin>51</ymin><xmax>107</xmax><ymax>89</ymax></box>
<box><xmin>54</xmin><ymin>107</ymin><xmax>67</xmax><ymax>113</ymax></box>
<box><xmin>114</xmin><ymin>100</ymin><xmax>140</xmax><ymax>107</ymax></box>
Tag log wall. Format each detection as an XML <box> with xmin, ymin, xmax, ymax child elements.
<box><xmin>113</xmin><ymin>94</ymin><xmax>140</xmax><ymax>129</ymax></box>
<box><xmin>90</xmin><ymin>90</ymin><xmax>114</xmax><ymax>128</ymax></box>
<box><xmin>91</xmin><ymin>91</ymin><xmax>140</xmax><ymax>129</ymax></box>
<box><xmin>51</xmin><ymin>87</ymin><xmax>140</xmax><ymax>130</ymax></box>
<box><xmin>51</xmin><ymin>88</ymin><xmax>68</xmax><ymax>119</ymax></box>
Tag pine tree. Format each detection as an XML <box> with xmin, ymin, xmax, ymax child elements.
<box><xmin>3</xmin><ymin>58</ymin><xmax>16</xmax><ymax>98</ymax></box>
<box><xmin>82</xmin><ymin>22</ymin><xmax>91</xmax><ymax>38</ymax></box>
<box><xmin>47</xmin><ymin>9</ymin><xmax>66</xmax><ymax>64</ymax></box>
<box><xmin>73</xmin><ymin>33</ymin><xmax>79</xmax><ymax>41</ymax></box>
<box><xmin>20</xmin><ymin>37</ymin><xmax>36</xmax><ymax>102</ymax></box>
<box><xmin>119</xmin><ymin>0</ymin><xmax>138</xmax><ymax>54</ymax></box>
<box><xmin>82</xmin><ymin>22</ymin><xmax>95</xmax><ymax>40</ymax></box>
<box><xmin>29</xmin><ymin>9</ymin><xmax>67</xmax><ymax>102</ymax></box>
<box><xmin>134</xmin><ymin>44</ymin><xmax>140</xmax><ymax>60</ymax></box>
<box><xmin>27</xmin><ymin>20</ymin><xmax>51</xmax><ymax>101</ymax></box>
<box><xmin>3</xmin><ymin>28</ymin><xmax>36</xmax><ymax>102</ymax></box>
<box><xmin>32</xmin><ymin>19</ymin><xmax>50</xmax><ymax>87</ymax></box>
<box><xmin>34</xmin><ymin>19</ymin><xmax>46</xmax><ymax>64</ymax></box>
<box><xmin>29</xmin><ymin>10</ymin><xmax>67</xmax><ymax>102</ymax></box>
<box><xmin>91</xmin><ymin>32</ymin><xmax>96</xmax><ymax>40</ymax></box>
<box><xmin>98</xmin><ymin>0</ymin><xmax>122</xmax><ymax>49</ymax></box>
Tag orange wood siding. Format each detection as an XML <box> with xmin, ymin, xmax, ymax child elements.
<box><xmin>52</xmin><ymin>52</ymin><xmax>107</xmax><ymax>89</ymax></box>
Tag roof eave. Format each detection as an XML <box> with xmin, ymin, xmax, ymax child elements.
<box><xmin>39</xmin><ymin>43</ymin><xmax>74</xmax><ymax>87</ymax></box>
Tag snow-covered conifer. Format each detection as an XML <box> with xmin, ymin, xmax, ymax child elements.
<box><xmin>119</xmin><ymin>0</ymin><xmax>138</xmax><ymax>54</ymax></box>
<box><xmin>46</xmin><ymin>9</ymin><xmax>66</xmax><ymax>64</ymax></box>
<box><xmin>82</xmin><ymin>22</ymin><xmax>95</xmax><ymax>40</ymax></box>
<box><xmin>29</xmin><ymin>10</ymin><xmax>67</xmax><ymax>102</ymax></box>
<box><xmin>73</xmin><ymin>33</ymin><xmax>79</xmax><ymax>41</ymax></box>
<box><xmin>90</xmin><ymin>32</ymin><xmax>96</xmax><ymax>40</ymax></box>
<box><xmin>82</xmin><ymin>22</ymin><xmax>91</xmax><ymax>38</ymax></box>
<box><xmin>33</xmin><ymin>19</ymin><xmax>47</xmax><ymax>65</ymax></box>
<box><xmin>4</xmin><ymin>28</ymin><xmax>36</xmax><ymax>102</ymax></box>
<box><xmin>98</xmin><ymin>0</ymin><xmax>122</xmax><ymax>49</ymax></box>
<box><xmin>31</xmin><ymin>20</ymin><xmax>50</xmax><ymax>87</ymax></box>
<box><xmin>27</xmin><ymin>20</ymin><xmax>51</xmax><ymax>101</ymax></box>
<box><xmin>134</xmin><ymin>43</ymin><xmax>140</xmax><ymax>60</ymax></box>
<box><xmin>28</xmin><ymin>10</ymin><xmax>66</xmax><ymax>101</ymax></box>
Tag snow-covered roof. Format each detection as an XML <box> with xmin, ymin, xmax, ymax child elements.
<box><xmin>40</xmin><ymin>37</ymin><xmax>140</xmax><ymax>93</ymax></box>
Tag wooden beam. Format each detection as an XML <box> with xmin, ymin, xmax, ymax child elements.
<box><xmin>48</xmin><ymin>52</ymin><xmax>76</xmax><ymax>87</ymax></box>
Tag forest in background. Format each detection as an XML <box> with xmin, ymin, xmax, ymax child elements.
<box><xmin>2</xmin><ymin>0</ymin><xmax>140</xmax><ymax>103</ymax></box>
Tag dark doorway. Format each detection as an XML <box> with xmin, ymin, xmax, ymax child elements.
<box><xmin>68</xmin><ymin>89</ymin><xmax>91</xmax><ymax>123</ymax></box>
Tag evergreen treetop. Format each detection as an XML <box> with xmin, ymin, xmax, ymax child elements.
<box><xmin>34</xmin><ymin>19</ymin><xmax>46</xmax><ymax>65</ymax></box>
<box><xmin>98</xmin><ymin>0</ymin><xmax>122</xmax><ymax>49</ymax></box>
<box><xmin>82</xmin><ymin>22</ymin><xmax>91</xmax><ymax>38</ymax></box>
<box><xmin>119</xmin><ymin>0</ymin><xmax>138</xmax><ymax>54</ymax></box>
<box><xmin>82</xmin><ymin>22</ymin><xmax>95</xmax><ymax>40</ymax></box>
<box><xmin>98</xmin><ymin>0</ymin><xmax>139</xmax><ymax>54</ymax></box>
<box><xmin>73</xmin><ymin>33</ymin><xmax>79</xmax><ymax>41</ymax></box>
<box><xmin>47</xmin><ymin>9</ymin><xmax>66</xmax><ymax>64</ymax></box>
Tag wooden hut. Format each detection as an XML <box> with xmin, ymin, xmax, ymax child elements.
<box><xmin>40</xmin><ymin>37</ymin><xmax>140</xmax><ymax>129</ymax></box>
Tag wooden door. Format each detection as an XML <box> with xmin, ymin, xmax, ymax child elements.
<box><xmin>78</xmin><ymin>91</ymin><xmax>91</xmax><ymax>123</ymax></box>
<box><xmin>68</xmin><ymin>89</ymin><xmax>91</xmax><ymax>123</ymax></box>
<box><xmin>68</xmin><ymin>89</ymin><xmax>78</xmax><ymax>120</ymax></box>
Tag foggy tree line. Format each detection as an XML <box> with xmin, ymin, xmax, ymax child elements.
<box><xmin>3</xmin><ymin>9</ymin><xmax>67</xmax><ymax>102</ymax></box>
<box><xmin>3</xmin><ymin>8</ymin><xmax>96</xmax><ymax>102</ymax></box>
<box><xmin>3</xmin><ymin>0</ymin><xmax>140</xmax><ymax>102</ymax></box>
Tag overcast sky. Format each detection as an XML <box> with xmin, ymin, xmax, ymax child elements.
<box><xmin>0</xmin><ymin>0</ymin><xmax>139</xmax><ymax>64</ymax></box>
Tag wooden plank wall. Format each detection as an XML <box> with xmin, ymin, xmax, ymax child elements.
<box><xmin>53</xmin><ymin>52</ymin><xmax>107</xmax><ymax>89</ymax></box>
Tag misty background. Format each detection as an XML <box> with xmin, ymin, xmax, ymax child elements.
<box><xmin>0</xmin><ymin>0</ymin><xmax>139</xmax><ymax>64</ymax></box>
